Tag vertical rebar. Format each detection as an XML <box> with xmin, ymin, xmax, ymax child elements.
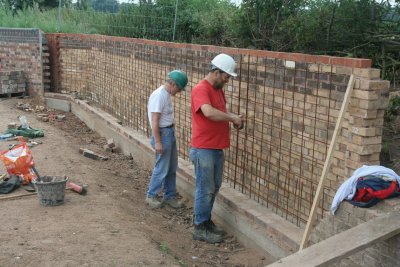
<box><xmin>233</xmin><ymin>54</ymin><xmax>243</xmax><ymax>189</ymax></box>
<box><xmin>241</xmin><ymin>54</ymin><xmax>251</xmax><ymax>194</ymax></box>
<box><xmin>266</xmin><ymin>58</ymin><xmax>278</xmax><ymax>210</ymax></box>
<box><xmin>258</xmin><ymin>57</ymin><xmax>267</xmax><ymax>204</ymax></box>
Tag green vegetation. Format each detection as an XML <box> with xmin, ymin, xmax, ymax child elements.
<box><xmin>0</xmin><ymin>0</ymin><xmax>399</xmax><ymax>85</ymax></box>
<box><xmin>0</xmin><ymin>3</ymin><xmax>89</xmax><ymax>33</ymax></box>
<box><xmin>385</xmin><ymin>95</ymin><xmax>400</xmax><ymax>122</ymax></box>
<box><xmin>177</xmin><ymin>258</ymin><xmax>187</xmax><ymax>267</ymax></box>
<box><xmin>160</xmin><ymin>241</ymin><xmax>169</xmax><ymax>255</ymax></box>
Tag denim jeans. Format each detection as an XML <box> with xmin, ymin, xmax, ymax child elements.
<box><xmin>189</xmin><ymin>148</ymin><xmax>224</xmax><ymax>225</ymax></box>
<box><xmin>147</xmin><ymin>127</ymin><xmax>177</xmax><ymax>200</ymax></box>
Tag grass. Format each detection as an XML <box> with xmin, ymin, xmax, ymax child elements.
<box><xmin>159</xmin><ymin>241</ymin><xmax>188</xmax><ymax>266</ymax></box>
<box><xmin>177</xmin><ymin>258</ymin><xmax>187</xmax><ymax>267</ymax></box>
<box><xmin>0</xmin><ymin>6</ymin><xmax>94</xmax><ymax>34</ymax></box>
<box><xmin>0</xmin><ymin>5</ymin><xmax>166</xmax><ymax>37</ymax></box>
<box><xmin>160</xmin><ymin>241</ymin><xmax>169</xmax><ymax>255</ymax></box>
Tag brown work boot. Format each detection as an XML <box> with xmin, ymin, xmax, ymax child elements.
<box><xmin>206</xmin><ymin>219</ymin><xmax>227</xmax><ymax>236</ymax></box>
<box><xmin>193</xmin><ymin>223</ymin><xmax>224</xmax><ymax>243</ymax></box>
<box><xmin>163</xmin><ymin>198</ymin><xmax>184</xmax><ymax>209</ymax></box>
<box><xmin>145</xmin><ymin>196</ymin><xmax>162</xmax><ymax>209</ymax></box>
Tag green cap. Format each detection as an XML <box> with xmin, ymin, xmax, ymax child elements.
<box><xmin>168</xmin><ymin>70</ymin><xmax>188</xmax><ymax>91</ymax></box>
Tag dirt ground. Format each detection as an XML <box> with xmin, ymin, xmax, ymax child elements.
<box><xmin>0</xmin><ymin>97</ymin><xmax>272</xmax><ymax>267</ymax></box>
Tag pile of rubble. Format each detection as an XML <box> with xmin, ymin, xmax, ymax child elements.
<box><xmin>16</xmin><ymin>102</ymin><xmax>66</xmax><ymax>122</ymax></box>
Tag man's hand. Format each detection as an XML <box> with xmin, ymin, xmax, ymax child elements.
<box><xmin>233</xmin><ymin>114</ymin><xmax>245</xmax><ymax>130</ymax></box>
<box><xmin>155</xmin><ymin>141</ymin><xmax>163</xmax><ymax>154</ymax></box>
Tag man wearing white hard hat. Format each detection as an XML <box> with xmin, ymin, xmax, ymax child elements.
<box><xmin>190</xmin><ymin>54</ymin><xmax>245</xmax><ymax>243</ymax></box>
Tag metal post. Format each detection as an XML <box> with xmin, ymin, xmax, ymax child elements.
<box><xmin>57</xmin><ymin>0</ymin><xmax>62</xmax><ymax>32</ymax></box>
<box><xmin>172</xmin><ymin>0</ymin><xmax>178</xmax><ymax>41</ymax></box>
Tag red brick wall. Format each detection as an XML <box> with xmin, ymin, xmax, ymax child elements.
<box><xmin>0</xmin><ymin>28</ymin><xmax>44</xmax><ymax>95</ymax></box>
<box><xmin>46</xmin><ymin>33</ymin><xmax>388</xmax><ymax>226</ymax></box>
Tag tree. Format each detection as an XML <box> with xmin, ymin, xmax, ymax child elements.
<box><xmin>234</xmin><ymin>0</ymin><xmax>306</xmax><ymax>50</ymax></box>
<box><xmin>0</xmin><ymin>0</ymin><xmax>66</xmax><ymax>13</ymax></box>
<box><xmin>91</xmin><ymin>0</ymin><xmax>119</xmax><ymax>13</ymax></box>
<box><xmin>75</xmin><ymin>0</ymin><xmax>90</xmax><ymax>10</ymax></box>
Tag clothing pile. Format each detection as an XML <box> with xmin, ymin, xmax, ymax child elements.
<box><xmin>0</xmin><ymin>175</ymin><xmax>20</xmax><ymax>194</ymax></box>
<box><xmin>331</xmin><ymin>165</ymin><xmax>400</xmax><ymax>214</ymax></box>
<box><xmin>5</xmin><ymin>126</ymin><xmax>44</xmax><ymax>138</ymax></box>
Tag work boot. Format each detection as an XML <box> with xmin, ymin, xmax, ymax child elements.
<box><xmin>206</xmin><ymin>220</ymin><xmax>227</xmax><ymax>236</ymax></box>
<box><xmin>145</xmin><ymin>196</ymin><xmax>162</xmax><ymax>209</ymax></box>
<box><xmin>163</xmin><ymin>198</ymin><xmax>183</xmax><ymax>209</ymax></box>
<box><xmin>193</xmin><ymin>223</ymin><xmax>224</xmax><ymax>243</ymax></box>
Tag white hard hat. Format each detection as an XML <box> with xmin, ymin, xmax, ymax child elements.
<box><xmin>211</xmin><ymin>53</ymin><xmax>237</xmax><ymax>77</ymax></box>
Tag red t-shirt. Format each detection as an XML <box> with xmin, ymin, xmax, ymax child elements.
<box><xmin>191</xmin><ymin>79</ymin><xmax>230</xmax><ymax>149</ymax></box>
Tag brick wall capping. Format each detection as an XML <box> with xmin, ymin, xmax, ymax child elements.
<box><xmin>46</xmin><ymin>33</ymin><xmax>372</xmax><ymax>68</ymax></box>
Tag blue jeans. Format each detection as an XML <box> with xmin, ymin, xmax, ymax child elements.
<box><xmin>189</xmin><ymin>148</ymin><xmax>224</xmax><ymax>226</ymax></box>
<box><xmin>147</xmin><ymin>127</ymin><xmax>177</xmax><ymax>200</ymax></box>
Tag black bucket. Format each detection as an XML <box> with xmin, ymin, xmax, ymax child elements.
<box><xmin>33</xmin><ymin>176</ymin><xmax>68</xmax><ymax>206</ymax></box>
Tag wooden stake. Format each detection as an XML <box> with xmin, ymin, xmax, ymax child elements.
<box><xmin>0</xmin><ymin>192</ymin><xmax>37</xmax><ymax>201</ymax></box>
<box><xmin>299</xmin><ymin>74</ymin><xmax>355</xmax><ymax>250</ymax></box>
<box><xmin>0</xmin><ymin>188</ymin><xmax>73</xmax><ymax>201</ymax></box>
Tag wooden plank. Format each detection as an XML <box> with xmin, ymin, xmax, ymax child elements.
<box><xmin>0</xmin><ymin>188</ymin><xmax>73</xmax><ymax>201</ymax></box>
<box><xmin>300</xmin><ymin>75</ymin><xmax>355</xmax><ymax>250</ymax></box>
<box><xmin>0</xmin><ymin>192</ymin><xmax>36</xmax><ymax>201</ymax></box>
<box><xmin>267</xmin><ymin>212</ymin><xmax>400</xmax><ymax>267</ymax></box>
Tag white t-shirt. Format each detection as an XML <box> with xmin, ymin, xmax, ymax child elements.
<box><xmin>147</xmin><ymin>85</ymin><xmax>174</xmax><ymax>129</ymax></box>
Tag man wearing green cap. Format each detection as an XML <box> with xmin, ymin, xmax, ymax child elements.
<box><xmin>146</xmin><ymin>70</ymin><xmax>188</xmax><ymax>209</ymax></box>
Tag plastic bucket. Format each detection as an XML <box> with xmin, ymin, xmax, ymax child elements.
<box><xmin>33</xmin><ymin>176</ymin><xmax>68</xmax><ymax>206</ymax></box>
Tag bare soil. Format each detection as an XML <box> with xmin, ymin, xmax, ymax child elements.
<box><xmin>0</xmin><ymin>97</ymin><xmax>272</xmax><ymax>267</ymax></box>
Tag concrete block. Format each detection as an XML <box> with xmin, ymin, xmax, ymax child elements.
<box><xmin>79</xmin><ymin>148</ymin><xmax>108</xmax><ymax>161</ymax></box>
<box><xmin>7</xmin><ymin>122</ymin><xmax>16</xmax><ymax>129</ymax></box>
<box><xmin>45</xmin><ymin>98</ymin><xmax>71</xmax><ymax>112</ymax></box>
<box><xmin>56</xmin><ymin>115</ymin><xmax>66</xmax><ymax>121</ymax></box>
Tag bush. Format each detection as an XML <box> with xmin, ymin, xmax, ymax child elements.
<box><xmin>385</xmin><ymin>95</ymin><xmax>400</xmax><ymax>122</ymax></box>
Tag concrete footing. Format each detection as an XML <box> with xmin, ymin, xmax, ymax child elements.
<box><xmin>44</xmin><ymin>93</ymin><xmax>303</xmax><ymax>260</ymax></box>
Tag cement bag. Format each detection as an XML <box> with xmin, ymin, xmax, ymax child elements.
<box><xmin>0</xmin><ymin>138</ymin><xmax>37</xmax><ymax>184</ymax></box>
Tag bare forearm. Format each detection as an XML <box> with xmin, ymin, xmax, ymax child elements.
<box><xmin>201</xmin><ymin>104</ymin><xmax>236</xmax><ymax>123</ymax></box>
<box><xmin>207</xmin><ymin>109</ymin><xmax>235</xmax><ymax>122</ymax></box>
<box><xmin>151</xmin><ymin>113</ymin><xmax>163</xmax><ymax>153</ymax></box>
<box><xmin>152</xmin><ymin>125</ymin><xmax>161</xmax><ymax>143</ymax></box>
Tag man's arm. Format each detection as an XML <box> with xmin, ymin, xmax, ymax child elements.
<box><xmin>151</xmin><ymin>112</ymin><xmax>163</xmax><ymax>154</ymax></box>
<box><xmin>200</xmin><ymin>104</ymin><xmax>243</xmax><ymax>127</ymax></box>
